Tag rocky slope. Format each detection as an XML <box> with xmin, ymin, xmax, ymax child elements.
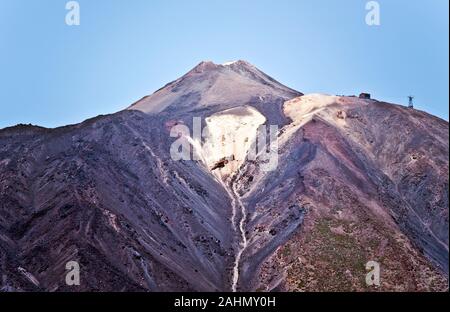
<box><xmin>0</xmin><ymin>61</ymin><xmax>448</xmax><ymax>291</ymax></box>
<box><xmin>236</xmin><ymin>94</ymin><xmax>449</xmax><ymax>291</ymax></box>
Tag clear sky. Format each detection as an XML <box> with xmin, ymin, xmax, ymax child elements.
<box><xmin>0</xmin><ymin>0</ymin><xmax>448</xmax><ymax>129</ymax></box>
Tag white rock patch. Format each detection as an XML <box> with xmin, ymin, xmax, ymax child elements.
<box><xmin>202</xmin><ymin>106</ymin><xmax>266</xmax><ymax>177</ymax></box>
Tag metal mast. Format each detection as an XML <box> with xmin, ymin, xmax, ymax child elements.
<box><xmin>408</xmin><ymin>96</ymin><xmax>414</xmax><ymax>109</ymax></box>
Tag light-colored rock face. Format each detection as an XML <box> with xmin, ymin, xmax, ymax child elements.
<box><xmin>201</xmin><ymin>106</ymin><xmax>266</xmax><ymax>178</ymax></box>
<box><xmin>280</xmin><ymin>94</ymin><xmax>342</xmax><ymax>147</ymax></box>
<box><xmin>283</xmin><ymin>93</ymin><xmax>340</xmax><ymax>122</ymax></box>
<box><xmin>281</xmin><ymin>94</ymin><xmax>369</xmax><ymax>140</ymax></box>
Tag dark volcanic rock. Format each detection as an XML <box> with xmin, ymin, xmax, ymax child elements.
<box><xmin>0</xmin><ymin>62</ymin><xmax>448</xmax><ymax>292</ymax></box>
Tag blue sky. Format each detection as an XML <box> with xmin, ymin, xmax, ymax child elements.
<box><xmin>0</xmin><ymin>0</ymin><xmax>448</xmax><ymax>128</ymax></box>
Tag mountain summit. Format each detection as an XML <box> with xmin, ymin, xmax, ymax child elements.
<box><xmin>128</xmin><ymin>60</ymin><xmax>301</xmax><ymax>115</ymax></box>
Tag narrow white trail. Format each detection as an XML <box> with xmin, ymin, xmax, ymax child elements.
<box><xmin>230</xmin><ymin>180</ymin><xmax>248</xmax><ymax>292</ymax></box>
<box><xmin>212</xmin><ymin>170</ymin><xmax>248</xmax><ymax>292</ymax></box>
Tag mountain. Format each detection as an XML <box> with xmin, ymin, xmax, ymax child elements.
<box><xmin>0</xmin><ymin>61</ymin><xmax>448</xmax><ymax>292</ymax></box>
<box><xmin>128</xmin><ymin>60</ymin><xmax>301</xmax><ymax>117</ymax></box>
